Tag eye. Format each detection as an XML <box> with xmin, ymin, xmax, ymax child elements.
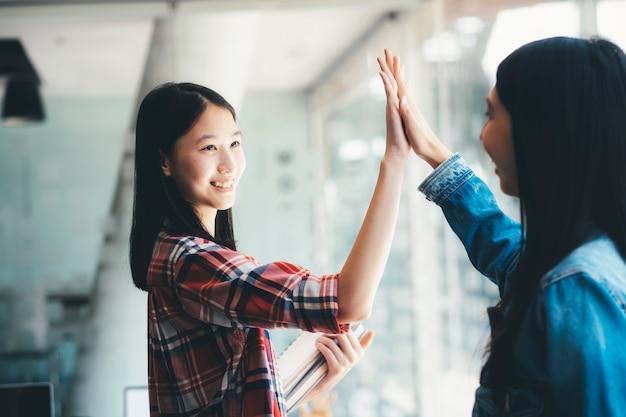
<box><xmin>231</xmin><ymin>140</ymin><xmax>241</xmax><ymax>148</ymax></box>
<box><xmin>203</xmin><ymin>144</ymin><xmax>217</xmax><ymax>151</ymax></box>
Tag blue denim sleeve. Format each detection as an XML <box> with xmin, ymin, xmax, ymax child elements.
<box><xmin>542</xmin><ymin>274</ymin><xmax>626</xmax><ymax>416</ymax></box>
<box><xmin>418</xmin><ymin>154</ymin><xmax>521</xmax><ymax>295</ymax></box>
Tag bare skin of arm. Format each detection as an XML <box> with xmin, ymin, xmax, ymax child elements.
<box><xmin>302</xmin><ymin>49</ymin><xmax>458</xmax><ymax>404</ymax></box>
<box><xmin>304</xmin><ymin>50</ymin><xmax>455</xmax><ymax>406</ymax></box>
<box><xmin>336</xmin><ymin>49</ymin><xmax>410</xmax><ymax>323</ymax></box>
<box><xmin>389</xmin><ymin>50</ymin><xmax>453</xmax><ymax>169</ymax></box>
<box><xmin>298</xmin><ymin>50</ymin><xmax>407</xmax><ymax>405</ymax></box>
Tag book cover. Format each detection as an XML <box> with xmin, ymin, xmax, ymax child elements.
<box><xmin>278</xmin><ymin>323</ymin><xmax>367</xmax><ymax>413</ymax></box>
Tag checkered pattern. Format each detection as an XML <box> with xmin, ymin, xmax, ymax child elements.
<box><xmin>147</xmin><ymin>230</ymin><xmax>344</xmax><ymax>416</ymax></box>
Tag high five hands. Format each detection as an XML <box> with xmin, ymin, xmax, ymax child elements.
<box><xmin>304</xmin><ymin>48</ymin><xmax>451</xmax><ymax>407</ymax></box>
<box><xmin>377</xmin><ymin>49</ymin><xmax>453</xmax><ymax>169</ymax></box>
<box><xmin>376</xmin><ymin>48</ymin><xmax>411</xmax><ymax>162</ymax></box>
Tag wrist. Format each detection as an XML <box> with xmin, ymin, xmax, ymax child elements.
<box><xmin>380</xmin><ymin>153</ymin><xmax>407</xmax><ymax>172</ymax></box>
<box><xmin>419</xmin><ymin>140</ymin><xmax>453</xmax><ymax>169</ymax></box>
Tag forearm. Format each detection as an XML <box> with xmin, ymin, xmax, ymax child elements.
<box><xmin>337</xmin><ymin>156</ymin><xmax>405</xmax><ymax>322</ymax></box>
<box><xmin>419</xmin><ymin>137</ymin><xmax>454</xmax><ymax>170</ymax></box>
<box><xmin>419</xmin><ymin>155</ymin><xmax>520</xmax><ymax>290</ymax></box>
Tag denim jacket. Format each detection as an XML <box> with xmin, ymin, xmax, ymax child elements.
<box><xmin>418</xmin><ymin>154</ymin><xmax>626</xmax><ymax>417</ymax></box>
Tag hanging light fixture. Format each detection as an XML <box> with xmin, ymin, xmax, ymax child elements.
<box><xmin>2</xmin><ymin>78</ymin><xmax>44</xmax><ymax>125</ymax></box>
<box><xmin>0</xmin><ymin>39</ymin><xmax>45</xmax><ymax>125</ymax></box>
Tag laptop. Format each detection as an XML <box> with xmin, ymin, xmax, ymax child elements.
<box><xmin>0</xmin><ymin>382</ymin><xmax>54</xmax><ymax>417</ymax></box>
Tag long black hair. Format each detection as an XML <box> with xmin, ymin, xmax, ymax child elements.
<box><xmin>482</xmin><ymin>36</ymin><xmax>626</xmax><ymax>389</ymax></box>
<box><xmin>129</xmin><ymin>82</ymin><xmax>238</xmax><ymax>291</ymax></box>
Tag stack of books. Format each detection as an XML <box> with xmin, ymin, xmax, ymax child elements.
<box><xmin>278</xmin><ymin>323</ymin><xmax>368</xmax><ymax>413</ymax></box>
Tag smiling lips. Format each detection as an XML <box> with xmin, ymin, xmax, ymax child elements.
<box><xmin>211</xmin><ymin>180</ymin><xmax>234</xmax><ymax>189</ymax></box>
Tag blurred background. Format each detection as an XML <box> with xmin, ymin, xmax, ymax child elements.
<box><xmin>0</xmin><ymin>0</ymin><xmax>624</xmax><ymax>416</ymax></box>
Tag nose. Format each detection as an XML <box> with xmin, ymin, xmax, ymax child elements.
<box><xmin>217</xmin><ymin>149</ymin><xmax>235</xmax><ymax>173</ymax></box>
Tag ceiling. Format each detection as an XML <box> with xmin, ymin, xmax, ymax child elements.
<box><xmin>0</xmin><ymin>0</ymin><xmax>422</xmax><ymax>100</ymax></box>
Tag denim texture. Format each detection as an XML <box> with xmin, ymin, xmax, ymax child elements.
<box><xmin>418</xmin><ymin>154</ymin><xmax>626</xmax><ymax>416</ymax></box>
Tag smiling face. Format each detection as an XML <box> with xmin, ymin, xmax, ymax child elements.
<box><xmin>480</xmin><ymin>86</ymin><xmax>518</xmax><ymax>196</ymax></box>
<box><xmin>161</xmin><ymin>103</ymin><xmax>246</xmax><ymax>233</ymax></box>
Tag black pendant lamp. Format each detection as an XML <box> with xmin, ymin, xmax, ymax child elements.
<box><xmin>0</xmin><ymin>39</ymin><xmax>45</xmax><ymax>125</ymax></box>
<box><xmin>2</xmin><ymin>78</ymin><xmax>45</xmax><ymax>124</ymax></box>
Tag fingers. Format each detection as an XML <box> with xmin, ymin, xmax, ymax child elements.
<box><xmin>395</xmin><ymin>63</ymin><xmax>409</xmax><ymax>104</ymax></box>
<box><xmin>378</xmin><ymin>49</ymin><xmax>403</xmax><ymax>99</ymax></box>
<box><xmin>359</xmin><ymin>329</ymin><xmax>374</xmax><ymax>350</ymax></box>
<box><xmin>308</xmin><ymin>330</ymin><xmax>374</xmax><ymax>398</ymax></box>
<box><xmin>377</xmin><ymin>50</ymin><xmax>398</xmax><ymax>100</ymax></box>
<box><xmin>377</xmin><ymin>49</ymin><xmax>411</xmax><ymax>160</ymax></box>
<box><xmin>383</xmin><ymin>49</ymin><xmax>417</xmax><ymax>115</ymax></box>
<box><xmin>386</xmin><ymin>48</ymin><xmax>395</xmax><ymax>71</ymax></box>
<box><xmin>378</xmin><ymin>71</ymin><xmax>395</xmax><ymax>104</ymax></box>
<box><xmin>378</xmin><ymin>49</ymin><xmax>410</xmax><ymax>121</ymax></box>
<box><xmin>335</xmin><ymin>332</ymin><xmax>364</xmax><ymax>363</ymax></box>
<box><xmin>315</xmin><ymin>335</ymin><xmax>355</xmax><ymax>369</ymax></box>
<box><xmin>315</xmin><ymin>330</ymin><xmax>372</xmax><ymax>368</ymax></box>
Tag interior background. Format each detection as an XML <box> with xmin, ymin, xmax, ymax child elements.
<box><xmin>0</xmin><ymin>0</ymin><xmax>623</xmax><ymax>416</ymax></box>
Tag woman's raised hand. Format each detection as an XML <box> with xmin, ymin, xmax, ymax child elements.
<box><xmin>382</xmin><ymin>49</ymin><xmax>453</xmax><ymax>169</ymax></box>
<box><xmin>377</xmin><ymin>50</ymin><xmax>411</xmax><ymax>163</ymax></box>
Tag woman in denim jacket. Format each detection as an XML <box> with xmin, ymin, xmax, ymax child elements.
<box><xmin>383</xmin><ymin>36</ymin><xmax>626</xmax><ymax>416</ymax></box>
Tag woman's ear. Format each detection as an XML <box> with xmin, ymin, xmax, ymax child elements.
<box><xmin>160</xmin><ymin>151</ymin><xmax>172</xmax><ymax>177</ymax></box>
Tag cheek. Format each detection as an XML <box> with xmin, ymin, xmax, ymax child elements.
<box><xmin>174</xmin><ymin>157</ymin><xmax>207</xmax><ymax>186</ymax></box>
<box><xmin>238</xmin><ymin>153</ymin><xmax>247</xmax><ymax>174</ymax></box>
<box><xmin>479</xmin><ymin>125</ymin><xmax>495</xmax><ymax>156</ymax></box>
<box><xmin>501</xmin><ymin>129</ymin><xmax>515</xmax><ymax>168</ymax></box>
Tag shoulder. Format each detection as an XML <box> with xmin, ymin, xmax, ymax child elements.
<box><xmin>541</xmin><ymin>236</ymin><xmax>626</xmax><ymax>288</ymax></box>
<box><xmin>532</xmin><ymin>238</ymin><xmax>626</xmax><ymax>379</ymax></box>
<box><xmin>157</xmin><ymin>230</ymin><xmax>223</xmax><ymax>252</ymax></box>
<box><xmin>155</xmin><ymin>230</ymin><xmax>248</xmax><ymax>266</ymax></box>
<box><xmin>539</xmin><ymin>236</ymin><xmax>626</xmax><ymax>313</ymax></box>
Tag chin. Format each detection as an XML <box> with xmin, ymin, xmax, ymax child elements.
<box><xmin>499</xmin><ymin>182</ymin><xmax>519</xmax><ymax>197</ymax></box>
<box><xmin>217</xmin><ymin>201</ymin><xmax>236</xmax><ymax>211</ymax></box>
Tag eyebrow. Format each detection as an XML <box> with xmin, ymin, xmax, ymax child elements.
<box><xmin>195</xmin><ymin>131</ymin><xmax>242</xmax><ymax>142</ymax></box>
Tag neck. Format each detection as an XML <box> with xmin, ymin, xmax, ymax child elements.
<box><xmin>199</xmin><ymin>208</ymin><xmax>217</xmax><ymax>236</ymax></box>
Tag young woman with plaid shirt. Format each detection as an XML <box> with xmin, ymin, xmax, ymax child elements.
<box><xmin>129</xmin><ymin>51</ymin><xmax>408</xmax><ymax>417</ymax></box>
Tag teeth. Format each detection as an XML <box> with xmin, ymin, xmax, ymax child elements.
<box><xmin>213</xmin><ymin>181</ymin><xmax>234</xmax><ymax>188</ymax></box>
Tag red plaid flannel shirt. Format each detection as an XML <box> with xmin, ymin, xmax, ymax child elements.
<box><xmin>147</xmin><ymin>230</ymin><xmax>345</xmax><ymax>417</ymax></box>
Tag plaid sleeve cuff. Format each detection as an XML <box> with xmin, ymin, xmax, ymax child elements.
<box><xmin>292</xmin><ymin>273</ymin><xmax>346</xmax><ymax>334</ymax></box>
